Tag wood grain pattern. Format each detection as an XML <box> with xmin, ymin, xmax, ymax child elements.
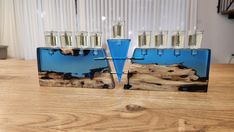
<box><xmin>0</xmin><ymin>59</ymin><xmax>234</xmax><ymax>131</ymax></box>
<box><xmin>39</xmin><ymin>70</ymin><xmax>114</xmax><ymax>89</ymax></box>
<box><xmin>125</xmin><ymin>64</ymin><xmax>207</xmax><ymax>91</ymax></box>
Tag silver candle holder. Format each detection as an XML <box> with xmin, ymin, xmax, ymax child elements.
<box><xmin>90</xmin><ymin>32</ymin><xmax>102</xmax><ymax>48</ymax></box>
<box><xmin>112</xmin><ymin>21</ymin><xmax>124</xmax><ymax>38</ymax></box>
<box><xmin>154</xmin><ymin>31</ymin><xmax>168</xmax><ymax>48</ymax></box>
<box><xmin>138</xmin><ymin>31</ymin><xmax>151</xmax><ymax>48</ymax></box>
<box><xmin>188</xmin><ymin>31</ymin><xmax>203</xmax><ymax>49</ymax></box>
<box><xmin>60</xmin><ymin>31</ymin><xmax>72</xmax><ymax>48</ymax></box>
<box><xmin>75</xmin><ymin>31</ymin><xmax>88</xmax><ymax>48</ymax></box>
<box><xmin>171</xmin><ymin>31</ymin><xmax>185</xmax><ymax>49</ymax></box>
<box><xmin>44</xmin><ymin>31</ymin><xmax>58</xmax><ymax>47</ymax></box>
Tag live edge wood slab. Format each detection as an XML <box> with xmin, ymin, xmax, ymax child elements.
<box><xmin>0</xmin><ymin>59</ymin><xmax>234</xmax><ymax>131</ymax></box>
<box><xmin>124</xmin><ymin>64</ymin><xmax>208</xmax><ymax>92</ymax></box>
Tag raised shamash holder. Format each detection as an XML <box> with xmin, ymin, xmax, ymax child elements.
<box><xmin>106</xmin><ymin>21</ymin><xmax>131</xmax><ymax>82</ymax></box>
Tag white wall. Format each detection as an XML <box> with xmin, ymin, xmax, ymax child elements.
<box><xmin>197</xmin><ymin>0</ymin><xmax>234</xmax><ymax>63</ymax></box>
<box><xmin>76</xmin><ymin>0</ymin><xmax>198</xmax><ymax>57</ymax></box>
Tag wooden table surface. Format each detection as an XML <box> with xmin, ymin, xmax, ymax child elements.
<box><xmin>0</xmin><ymin>59</ymin><xmax>234</xmax><ymax>132</ymax></box>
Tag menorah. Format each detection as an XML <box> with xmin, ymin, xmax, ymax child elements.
<box><xmin>37</xmin><ymin>22</ymin><xmax>210</xmax><ymax>92</ymax></box>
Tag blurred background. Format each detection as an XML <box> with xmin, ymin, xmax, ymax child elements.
<box><xmin>0</xmin><ymin>0</ymin><xmax>233</xmax><ymax>63</ymax></box>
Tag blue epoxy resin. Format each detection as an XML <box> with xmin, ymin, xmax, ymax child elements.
<box><xmin>107</xmin><ymin>39</ymin><xmax>131</xmax><ymax>82</ymax></box>
<box><xmin>37</xmin><ymin>47</ymin><xmax>114</xmax><ymax>89</ymax></box>
<box><xmin>131</xmin><ymin>48</ymin><xmax>210</xmax><ymax>78</ymax></box>
<box><xmin>125</xmin><ymin>48</ymin><xmax>211</xmax><ymax>92</ymax></box>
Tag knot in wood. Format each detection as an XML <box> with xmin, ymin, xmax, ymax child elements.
<box><xmin>125</xmin><ymin>104</ymin><xmax>146</xmax><ymax>112</ymax></box>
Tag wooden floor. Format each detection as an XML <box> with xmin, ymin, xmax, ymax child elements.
<box><xmin>0</xmin><ymin>59</ymin><xmax>234</xmax><ymax>132</ymax></box>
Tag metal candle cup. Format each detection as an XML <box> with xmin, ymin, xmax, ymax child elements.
<box><xmin>138</xmin><ymin>31</ymin><xmax>151</xmax><ymax>48</ymax></box>
<box><xmin>90</xmin><ymin>32</ymin><xmax>102</xmax><ymax>48</ymax></box>
<box><xmin>60</xmin><ymin>31</ymin><xmax>72</xmax><ymax>48</ymax></box>
<box><xmin>44</xmin><ymin>31</ymin><xmax>58</xmax><ymax>47</ymax></box>
<box><xmin>112</xmin><ymin>21</ymin><xmax>124</xmax><ymax>38</ymax></box>
<box><xmin>188</xmin><ymin>31</ymin><xmax>203</xmax><ymax>49</ymax></box>
<box><xmin>171</xmin><ymin>31</ymin><xmax>185</xmax><ymax>48</ymax></box>
<box><xmin>75</xmin><ymin>31</ymin><xmax>88</xmax><ymax>48</ymax></box>
<box><xmin>154</xmin><ymin>31</ymin><xmax>168</xmax><ymax>48</ymax></box>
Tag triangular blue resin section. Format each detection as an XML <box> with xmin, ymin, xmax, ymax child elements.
<box><xmin>107</xmin><ymin>39</ymin><xmax>131</xmax><ymax>82</ymax></box>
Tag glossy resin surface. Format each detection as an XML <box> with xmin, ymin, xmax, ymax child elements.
<box><xmin>125</xmin><ymin>48</ymin><xmax>211</xmax><ymax>92</ymax></box>
<box><xmin>107</xmin><ymin>39</ymin><xmax>131</xmax><ymax>81</ymax></box>
<box><xmin>37</xmin><ymin>48</ymin><xmax>114</xmax><ymax>89</ymax></box>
